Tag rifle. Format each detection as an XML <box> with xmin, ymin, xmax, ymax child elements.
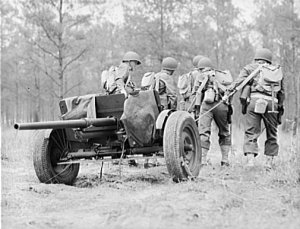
<box><xmin>187</xmin><ymin>75</ymin><xmax>209</xmax><ymax>113</ymax></box>
<box><xmin>222</xmin><ymin>66</ymin><xmax>262</xmax><ymax>102</ymax></box>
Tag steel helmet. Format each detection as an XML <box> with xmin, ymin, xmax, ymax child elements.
<box><xmin>162</xmin><ymin>57</ymin><xmax>178</xmax><ymax>71</ymax></box>
<box><xmin>192</xmin><ymin>55</ymin><xmax>204</xmax><ymax>67</ymax></box>
<box><xmin>254</xmin><ymin>48</ymin><xmax>272</xmax><ymax>63</ymax></box>
<box><xmin>122</xmin><ymin>51</ymin><xmax>141</xmax><ymax>65</ymax></box>
<box><xmin>197</xmin><ymin>57</ymin><xmax>213</xmax><ymax>69</ymax></box>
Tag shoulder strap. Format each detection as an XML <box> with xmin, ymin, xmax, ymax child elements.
<box><xmin>236</xmin><ymin>66</ymin><xmax>262</xmax><ymax>91</ymax></box>
<box><xmin>147</xmin><ymin>72</ymin><xmax>156</xmax><ymax>90</ymax></box>
<box><xmin>154</xmin><ymin>73</ymin><xmax>160</xmax><ymax>91</ymax></box>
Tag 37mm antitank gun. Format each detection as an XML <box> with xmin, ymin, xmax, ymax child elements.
<box><xmin>14</xmin><ymin>90</ymin><xmax>201</xmax><ymax>185</ymax></box>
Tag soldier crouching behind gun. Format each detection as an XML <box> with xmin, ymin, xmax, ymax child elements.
<box><xmin>102</xmin><ymin>51</ymin><xmax>141</xmax><ymax>166</ymax></box>
<box><xmin>227</xmin><ymin>48</ymin><xmax>285</xmax><ymax>169</ymax></box>
<box><xmin>154</xmin><ymin>57</ymin><xmax>179</xmax><ymax>110</ymax></box>
<box><xmin>103</xmin><ymin>51</ymin><xmax>141</xmax><ymax>97</ymax></box>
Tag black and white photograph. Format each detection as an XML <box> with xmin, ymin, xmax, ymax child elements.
<box><xmin>1</xmin><ymin>0</ymin><xmax>300</xmax><ymax>228</ymax></box>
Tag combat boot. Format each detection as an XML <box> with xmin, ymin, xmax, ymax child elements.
<box><xmin>201</xmin><ymin>148</ymin><xmax>209</xmax><ymax>166</ymax></box>
<box><xmin>220</xmin><ymin>145</ymin><xmax>230</xmax><ymax>167</ymax></box>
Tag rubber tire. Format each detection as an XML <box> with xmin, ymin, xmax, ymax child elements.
<box><xmin>163</xmin><ymin>111</ymin><xmax>201</xmax><ymax>182</ymax></box>
<box><xmin>33</xmin><ymin>130</ymin><xmax>79</xmax><ymax>185</ymax></box>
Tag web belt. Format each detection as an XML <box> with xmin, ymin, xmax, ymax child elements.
<box><xmin>250</xmin><ymin>93</ymin><xmax>278</xmax><ymax>103</ymax></box>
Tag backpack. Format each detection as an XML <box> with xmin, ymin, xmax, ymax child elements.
<box><xmin>177</xmin><ymin>72</ymin><xmax>192</xmax><ymax>95</ymax></box>
<box><xmin>215</xmin><ymin>70</ymin><xmax>233</xmax><ymax>86</ymax></box>
<box><xmin>256</xmin><ymin>65</ymin><xmax>283</xmax><ymax>92</ymax></box>
<box><xmin>141</xmin><ymin>72</ymin><xmax>156</xmax><ymax>90</ymax></box>
<box><xmin>101</xmin><ymin>66</ymin><xmax>118</xmax><ymax>93</ymax></box>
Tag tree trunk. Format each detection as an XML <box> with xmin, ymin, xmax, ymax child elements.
<box><xmin>58</xmin><ymin>0</ymin><xmax>64</xmax><ymax>99</ymax></box>
<box><xmin>15</xmin><ymin>62</ymin><xmax>19</xmax><ymax>122</ymax></box>
<box><xmin>214</xmin><ymin>1</ymin><xmax>220</xmax><ymax>68</ymax></box>
<box><xmin>290</xmin><ymin>0</ymin><xmax>298</xmax><ymax>135</ymax></box>
<box><xmin>159</xmin><ymin>0</ymin><xmax>164</xmax><ymax>62</ymax></box>
<box><xmin>33</xmin><ymin>70</ymin><xmax>41</xmax><ymax>122</ymax></box>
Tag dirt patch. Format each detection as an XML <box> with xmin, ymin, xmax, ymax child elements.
<box><xmin>2</xmin><ymin>129</ymin><xmax>300</xmax><ymax>229</ymax></box>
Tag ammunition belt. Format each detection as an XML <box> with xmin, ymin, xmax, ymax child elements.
<box><xmin>250</xmin><ymin>93</ymin><xmax>278</xmax><ymax>103</ymax></box>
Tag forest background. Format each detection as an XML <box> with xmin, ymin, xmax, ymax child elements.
<box><xmin>1</xmin><ymin>0</ymin><xmax>300</xmax><ymax>132</ymax></box>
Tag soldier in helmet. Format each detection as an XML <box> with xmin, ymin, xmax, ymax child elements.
<box><xmin>195</xmin><ymin>57</ymin><xmax>232</xmax><ymax>167</ymax></box>
<box><xmin>109</xmin><ymin>51</ymin><xmax>141</xmax><ymax>166</ymax></box>
<box><xmin>227</xmin><ymin>48</ymin><xmax>285</xmax><ymax>168</ymax></box>
<box><xmin>112</xmin><ymin>51</ymin><xmax>141</xmax><ymax>96</ymax></box>
<box><xmin>154</xmin><ymin>57</ymin><xmax>178</xmax><ymax>110</ymax></box>
<box><xmin>177</xmin><ymin>55</ymin><xmax>203</xmax><ymax>111</ymax></box>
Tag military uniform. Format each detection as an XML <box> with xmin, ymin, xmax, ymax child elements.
<box><xmin>109</xmin><ymin>51</ymin><xmax>141</xmax><ymax>166</ymax></box>
<box><xmin>155</xmin><ymin>70</ymin><xmax>177</xmax><ymax>110</ymax></box>
<box><xmin>107</xmin><ymin>51</ymin><xmax>141</xmax><ymax>96</ymax></box>
<box><xmin>229</xmin><ymin>48</ymin><xmax>285</xmax><ymax>167</ymax></box>
<box><xmin>114</xmin><ymin>62</ymin><xmax>135</xmax><ymax>95</ymax></box>
<box><xmin>178</xmin><ymin>69</ymin><xmax>200</xmax><ymax>110</ymax></box>
<box><xmin>195</xmin><ymin>57</ymin><xmax>232</xmax><ymax>166</ymax></box>
<box><xmin>153</xmin><ymin>57</ymin><xmax>178</xmax><ymax>110</ymax></box>
<box><xmin>232</xmin><ymin>62</ymin><xmax>285</xmax><ymax>157</ymax></box>
<box><xmin>178</xmin><ymin>55</ymin><xmax>203</xmax><ymax>111</ymax></box>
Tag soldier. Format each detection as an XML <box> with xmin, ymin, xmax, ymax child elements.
<box><xmin>195</xmin><ymin>57</ymin><xmax>232</xmax><ymax>166</ymax></box>
<box><xmin>108</xmin><ymin>51</ymin><xmax>141</xmax><ymax>166</ymax></box>
<box><xmin>227</xmin><ymin>48</ymin><xmax>285</xmax><ymax>168</ymax></box>
<box><xmin>104</xmin><ymin>51</ymin><xmax>141</xmax><ymax>96</ymax></box>
<box><xmin>177</xmin><ymin>55</ymin><xmax>203</xmax><ymax>111</ymax></box>
<box><xmin>154</xmin><ymin>57</ymin><xmax>178</xmax><ymax>110</ymax></box>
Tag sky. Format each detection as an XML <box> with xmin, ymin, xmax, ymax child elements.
<box><xmin>232</xmin><ymin>0</ymin><xmax>256</xmax><ymax>23</ymax></box>
<box><xmin>102</xmin><ymin>0</ymin><xmax>300</xmax><ymax>24</ymax></box>
<box><xmin>8</xmin><ymin>0</ymin><xmax>299</xmax><ymax>26</ymax></box>
<box><xmin>102</xmin><ymin>0</ymin><xmax>258</xmax><ymax>25</ymax></box>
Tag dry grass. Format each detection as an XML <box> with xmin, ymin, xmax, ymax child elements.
<box><xmin>1</xmin><ymin>126</ymin><xmax>300</xmax><ymax>229</ymax></box>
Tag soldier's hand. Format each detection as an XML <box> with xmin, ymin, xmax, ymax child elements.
<box><xmin>222</xmin><ymin>91</ymin><xmax>231</xmax><ymax>102</ymax></box>
<box><xmin>277</xmin><ymin>105</ymin><xmax>284</xmax><ymax>125</ymax></box>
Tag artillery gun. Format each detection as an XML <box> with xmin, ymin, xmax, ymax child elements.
<box><xmin>14</xmin><ymin>90</ymin><xmax>201</xmax><ymax>185</ymax></box>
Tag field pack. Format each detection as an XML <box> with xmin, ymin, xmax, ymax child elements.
<box><xmin>215</xmin><ymin>70</ymin><xmax>233</xmax><ymax>86</ymax></box>
<box><xmin>101</xmin><ymin>66</ymin><xmax>118</xmax><ymax>93</ymax></box>
<box><xmin>177</xmin><ymin>72</ymin><xmax>193</xmax><ymax>95</ymax></box>
<box><xmin>256</xmin><ymin>65</ymin><xmax>283</xmax><ymax>92</ymax></box>
<box><xmin>141</xmin><ymin>72</ymin><xmax>156</xmax><ymax>90</ymax></box>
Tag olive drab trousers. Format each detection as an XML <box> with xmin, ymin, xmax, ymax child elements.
<box><xmin>199</xmin><ymin>101</ymin><xmax>231</xmax><ymax>150</ymax></box>
<box><xmin>243</xmin><ymin>97</ymin><xmax>279</xmax><ymax>157</ymax></box>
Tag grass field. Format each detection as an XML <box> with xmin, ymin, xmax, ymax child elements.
<box><xmin>1</xmin><ymin>126</ymin><xmax>300</xmax><ymax>229</ymax></box>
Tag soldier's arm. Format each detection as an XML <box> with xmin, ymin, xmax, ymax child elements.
<box><xmin>158</xmin><ymin>80</ymin><xmax>166</xmax><ymax>95</ymax></box>
<box><xmin>115</xmin><ymin>64</ymin><xmax>129</xmax><ymax>93</ymax></box>
<box><xmin>168</xmin><ymin>94</ymin><xmax>177</xmax><ymax>110</ymax></box>
<box><xmin>230</xmin><ymin>67</ymin><xmax>249</xmax><ymax>89</ymax></box>
<box><xmin>159</xmin><ymin>80</ymin><xmax>177</xmax><ymax>109</ymax></box>
<box><xmin>192</xmin><ymin>74</ymin><xmax>202</xmax><ymax>95</ymax></box>
<box><xmin>228</xmin><ymin>64</ymin><xmax>256</xmax><ymax>91</ymax></box>
<box><xmin>277</xmin><ymin>74</ymin><xmax>285</xmax><ymax>106</ymax></box>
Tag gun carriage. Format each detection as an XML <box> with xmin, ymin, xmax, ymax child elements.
<box><xmin>14</xmin><ymin>90</ymin><xmax>201</xmax><ymax>184</ymax></box>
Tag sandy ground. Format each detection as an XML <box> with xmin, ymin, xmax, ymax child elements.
<box><xmin>1</xmin><ymin>129</ymin><xmax>300</xmax><ymax>229</ymax></box>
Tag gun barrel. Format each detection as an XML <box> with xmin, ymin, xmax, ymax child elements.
<box><xmin>14</xmin><ymin>118</ymin><xmax>117</xmax><ymax>130</ymax></box>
